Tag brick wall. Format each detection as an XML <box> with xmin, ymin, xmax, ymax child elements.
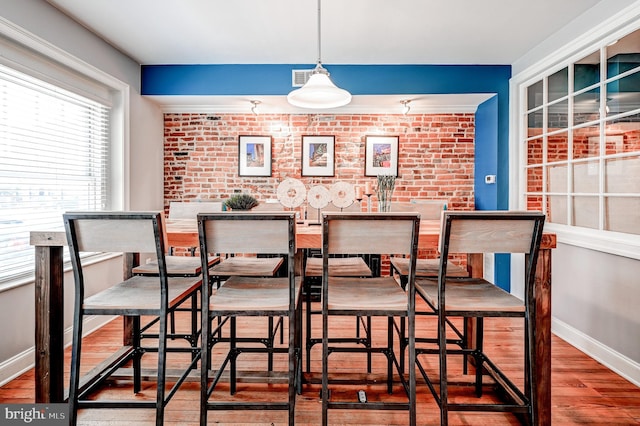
<box><xmin>164</xmin><ymin>112</ymin><xmax>476</xmax><ymax>266</ymax></box>
<box><xmin>164</xmin><ymin>113</ymin><xmax>475</xmax><ymax>211</ymax></box>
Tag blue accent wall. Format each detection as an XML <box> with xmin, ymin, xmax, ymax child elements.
<box><xmin>141</xmin><ymin>63</ymin><xmax>513</xmax><ymax>287</ymax></box>
<box><xmin>475</xmin><ymin>95</ymin><xmax>510</xmax><ymax>290</ymax></box>
<box><xmin>474</xmin><ymin>96</ymin><xmax>498</xmax><ymax>211</ymax></box>
<box><xmin>141</xmin><ymin>64</ymin><xmax>511</xmax><ymax>96</ymax></box>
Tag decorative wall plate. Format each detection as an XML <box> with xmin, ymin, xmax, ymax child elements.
<box><xmin>307</xmin><ymin>185</ymin><xmax>331</xmax><ymax>209</ymax></box>
<box><xmin>276</xmin><ymin>177</ymin><xmax>306</xmax><ymax>208</ymax></box>
<box><xmin>330</xmin><ymin>181</ymin><xmax>355</xmax><ymax>209</ymax></box>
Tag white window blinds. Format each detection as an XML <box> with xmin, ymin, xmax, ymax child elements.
<box><xmin>0</xmin><ymin>64</ymin><xmax>111</xmax><ymax>284</ymax></box>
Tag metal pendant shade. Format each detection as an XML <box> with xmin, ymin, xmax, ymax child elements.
<box><xmin>287</xmin><ymin>0</ymin><xmax>351</xmax><ymax>109</ymax></box>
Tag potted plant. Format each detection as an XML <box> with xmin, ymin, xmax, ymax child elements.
<box><xmin>224</xmin><ymin>193</ymin><xmax>259</xmax><ymax>211</ymax></box>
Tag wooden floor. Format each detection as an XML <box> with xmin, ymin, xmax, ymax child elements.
<box><xmin>1</xmin><ymin>299</ymin><xmax>639</xmax><ymax>425</ymax></box>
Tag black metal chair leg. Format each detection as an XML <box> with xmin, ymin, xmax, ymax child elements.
<box><xmin>68</xmin><ymin>306</ymin><xmax>84</xmax><ymax>426</ymax></box>
<box><xmin>230</xmin><ymin>317</ymin><xmax>237</xmax><ymax>395</ymax></box>
<box><xmin>305</xmin><ymin>288</ymin><xmax>313</xmax><ymax>373</ymax></box>
<box><xmin>475</xmin><ymin>318</ymin><xmax>484</xmax><ymax>397</ymax></box>
<box><xmin>132</xmin><ymin>316</ymin><xmax>142</xmax><ymax>394</ymax></box>
<box><xmin>154</xmin><ymin>312</ymin><xmax>168</xmax><ymax>426</ymax></box>
<box><xmin>268</xmin><ymin>316</ymin><xmax>274</xmax><ymax>371</ymax></box>
<box><xmin>192</xmin><ymin>291</ymin><xmax>199</xmax><ymax>352</ymax></box>
<box><xmin>387</xmin><ymin>317</ymin><xmax>394</xmax><ymax>394</ymax></box>
<box><xmin>367</xmin><ymin>316</ymin><xmax>372</xmax><ymax>373</ymax></box>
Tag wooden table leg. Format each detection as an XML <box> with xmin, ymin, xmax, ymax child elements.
<box><xmin>465</xmin><ymin>254</ymin><xmax>484</xmax><ymax>364</ymax></box>
<box><xmin>34</xmin><ymin>245</ymin><xmax>64</xmax><ymax>403</ymax></box>
<box><xmin>465</xmin><ymin>250</ymin><xmax>552</xmax><ymax>426</ymax></box>
<box><xmin>532</xmin><ymin>248</ymin><xmax>552</xmax><ymax>425</ymax></box>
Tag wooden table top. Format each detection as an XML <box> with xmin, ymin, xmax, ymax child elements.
<box><xmin>165</xmin><ymin>219</ymin><xmax>557</xmax><ymax>251</ymax></box>
<box><xmin>29</xmin><ymin>216</ymin><xmax>556</xmax><ymax>251</ymax></box>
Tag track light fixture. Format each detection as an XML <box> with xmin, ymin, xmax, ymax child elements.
<box><xmin>401</xmin><ymin>99</ymin><xmax>411</xmax><ymax>115</ymax></box>
<box><xmin>250</xmin><ymin>100</ymin><xmax>261</xmax><ymax>115</ymax></box>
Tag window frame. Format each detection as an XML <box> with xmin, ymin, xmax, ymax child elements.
<box><xmin>0</xmin><ymin>19</ymin><xmax>129</xmax><ymax>291</ymax></box>
<box><xmin>511</xmin><ymin>19</ymin><xmax>640</xmax><ymax>261</ymax></box>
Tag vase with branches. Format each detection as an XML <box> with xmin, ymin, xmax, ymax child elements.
<box><xmin>376</xmin><ymin>174</ymin><xmax>396</xmax><ymax>212</ymax></box>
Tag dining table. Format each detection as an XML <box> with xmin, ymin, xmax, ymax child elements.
<box><xmin>29</xmin><ymin>217</ymin><xmax>556</xmax><ymax>424</ymax></box>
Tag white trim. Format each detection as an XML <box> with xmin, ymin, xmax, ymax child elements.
<box><xmin>0</xmin><ymin>16</ymin><xmax>127</xmax><ymax>93</ymax></box>
<box><xmin>546</xmin><ymin>223</ymin><xmax>640</xmax><ymax>260</ymax></box>
<box><xmin>0</xmin><ymin>315</ymin><xmax>116</xmax><ymax>387</ymax></box>
<box><xmin>145</xmin><ymin>94</ymin><xmax>493</xmax><ymax>115</ymax></box>
<box><xmin>0</xmin><ymin>348</ymin><xmax>33</xmax><ymax>388</ymax></box>
<box><xmin>552</xmin><ymin>318</ymin><xmax>640</xmax><ymax>387</ymax></box>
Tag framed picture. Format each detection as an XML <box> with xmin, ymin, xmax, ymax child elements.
<box><xmin>365</xmin><ymin>135</ymin><xmax>399</xmax><ymax>176</ymax></box>
<box><xmin>302</xmin><ymin>135</ymin><xmax>335</xmax><ymax>176</ymax></box>
<box><xmin>238</xmin><ymin>135</ymin><xmax>272</xmax><ymax>176</ymax></box>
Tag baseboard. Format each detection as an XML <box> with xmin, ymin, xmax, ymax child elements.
<box><xmin>552</xmin><ymin>317</ymin><xmax>640</xmax><ymax>387</ymax></box>
<box><xmin>0</xmin><ymin>315</ymin><xmax>116</xmax><ymax>387</ymax></box>
<box><xmin>0</xmin><ymin>348</ymin><xmax>34</xmax><ymax>388</ymax></box>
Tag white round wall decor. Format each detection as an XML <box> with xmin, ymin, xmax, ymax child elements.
<box><xmin>276</xmin><ymin>177</ymin><xmax>307</xmax><ymax>208</ymax></box>
<box><xmin>307</xmin><ymin>185</ymin><xmax>331</xmax><ymax>209</ymax></box>
<box><xmin>330</xmin><ymin>181</ymin><xmax>355</xmax><ymax>209</ymax></box>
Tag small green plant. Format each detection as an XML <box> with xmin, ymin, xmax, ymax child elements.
<box><xmin>224</xmin><ymin>193</ymin><xmax>259</xmax><ymax>210</ymax></box>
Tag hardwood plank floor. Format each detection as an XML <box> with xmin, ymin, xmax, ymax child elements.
<box><xmin>1</xmin><ymin>299</ymin><xmax>639</xmax><ymax>425</ymax></box>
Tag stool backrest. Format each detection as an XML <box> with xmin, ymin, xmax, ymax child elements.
<box><xmin>63</xmin><ymin>211</ymin><xmax>169</xmax><ymax>299</ymax></box>
<box><xmin>323</xmin><ymin>212</ymin><xmax>420</xmax><ymax>256</ymax></box>
<box><xmin>440</xmin><ymin>211</ymin><xmax>545</xmax><ymax>255</ymax></box>
<box><xmin>169</xmin><ymin>201</ymin><xmax>223</xmax><ymax>219</ymax></box>
<box><xmin>391</xmin><ymin>199</ymin><xmax>447</xmax><ymax>220</ymax></box>
<box><xmin>64</xmin><ymin>211</ymin><xmax>164</xmax><ymax>254</ymax></box>
<box><xmin>198</xmin><ymin>212</ymin><xmax>295</xmax><ymax>255</ymax></box>
<box><xmin>438</xmin><ymin>211</ymin><xmax>545</xmax><ymax>300</ymax></box>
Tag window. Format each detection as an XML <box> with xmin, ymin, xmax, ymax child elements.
<box><xmin>0</xmin><ymin>64</ymin><xmax>111</xmax><ymax>284</ymax></box>
<box><xmin>523</xmin><ymin>28</ymin><xmax>640</xmax><ymax>239</ymax></box>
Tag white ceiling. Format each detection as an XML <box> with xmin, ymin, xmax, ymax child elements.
<box><xmin>45</xmin><ymin>0</ymin><xmax>605</xmax><ymax>113</ymax></box>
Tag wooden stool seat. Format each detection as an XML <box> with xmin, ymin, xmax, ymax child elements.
<box><xmin>416</xmin><ymin>277</ymin><xmax>526</xmax><ymax>313</ymax></box>
<box><xmin>391</xmin><ymin>257</ymin><xmax>468</xmax><ymax>280</ymax></box>
<box><xmin>305</xmin><ymin>256</ymin><xmax>372</xmax><ymax>277</ymax></box>
<box><xmin>132</xmin><ymin>255</ymin><xmax>220</xmax><ymax>276</ymax></box>
<box><xmin>209</xmin><ymin>256</ymin><xmax>284</xmax><ymax>277</ymax></box>
<box><xmin>328</xmin><ymin>276</ymin><xmax>408</xmax><ymax>312</ymax></box>
<box><xmin>83</xmin><ymin>275</ymin><xmax>201</xmax><ymax>312</ymax></box>
<box><xmin>212</xmin><ymin>276</ymin><xmax>303</xmax><ymax>313</ymax></box>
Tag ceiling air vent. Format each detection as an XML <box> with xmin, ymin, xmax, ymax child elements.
<box><xmin>291</xmin><ymin>69</ymin><xmax>313</xmax><ymax>87</ymax></box>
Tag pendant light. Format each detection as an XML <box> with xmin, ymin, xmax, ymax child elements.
<box><xmin>287</xmin><ymin>0</ymin><xmax>352</xmax><ymax>109</ymax></box>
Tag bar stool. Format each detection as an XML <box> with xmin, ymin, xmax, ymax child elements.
<box><xmin>64</xmin><ymin>211</ymin><xmax>201</xmax><ymax>426</ymax></box>
<box><xmin>415</xmin><ymin>211</ymin><xmax>545</xmax><ymax>425</ymax></box>
<box><xmin>198</xmin><ymin>212</ymin><xmax>302</xmax><ymax>426</ymax></box>
<box><xmin>320</xmin><ymin>212</ymin><xmax>419</xmax><ymax>426</ymax></box>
